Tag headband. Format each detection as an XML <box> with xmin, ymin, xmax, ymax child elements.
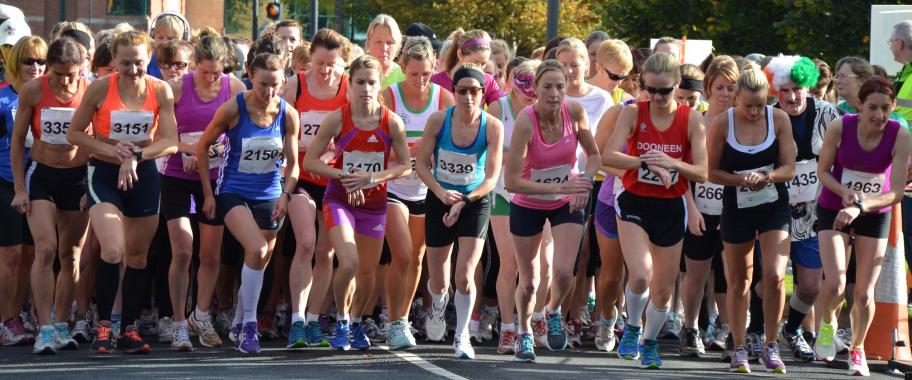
<box><xmin>61</xmin><ymin>29</ymin><xmax>92</xmax><ymax>52</ymax></box>
<box><xmin>452</xmin><ymin>67</ymin><xmax>486</xmax><ymax>92</ymax></box>
<box><xmin>512</xmin><ymin>73</ymin><xmax>536</xmax><ymax>98</ymax></box>
<box><xmin>460</xmin><ymin>38</ymin><xmax>489</xmax><ymax>50</ymax></box>
<box><xmin>680</xmin><ymin>77</ymin><xmax>703</xmax><ymax>93</ymax></box>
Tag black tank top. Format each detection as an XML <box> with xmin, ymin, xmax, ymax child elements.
<box><xmin>720</xmin><ymin>106</ymin><xmax>788</xmax><ymax>209</ymax></box>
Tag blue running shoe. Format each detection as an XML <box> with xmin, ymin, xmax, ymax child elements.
<box><xmin>239</xmin><ymin>321</ymin><xmax>260</xmax><ymax>354</ymax></box>
<box><xmin>306</xmin><ymin>321</ymin><xmax>329</xmax><ymax>347</ymax></box>
<box><xmin>350</xmin><ymin>322</ymin><xmax>371</xmax><ymax>350</ymax></box>
<box><xmin>286</xmin><ymin>321</ymin><xmax>306</xmax><ymax>349</ymax></box>
<box><xmin>545</xmin><ymin>312</ymin><xmax>567</xmax><ymax>351</ymax></box>
<box><xmin>640</xmin><ymin>339</ymin><xmax>662</xmax><ymax>369</ymax></box>
<box><xmin>617</xmin><ymin>324</ymin><xmax>642</xmax><ymax>360</ymax></box>
<box><xmin>230</xmin><ymin>323</ymin><xmax>241</xmax><ymax>349</ymax></box>
<box><xmin>513</xmin><ymin>333</ymin><xmax>536</xmax><ymax>363</ymax></box>
<box><xmin>330</xmin><ymin>320</ymin><xmax>351</xmax><ymax>351</ymax></box>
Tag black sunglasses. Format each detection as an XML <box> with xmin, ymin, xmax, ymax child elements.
<box><xmin>22</xmin><ymin>58</ymin><xmax>46</xmax><ymax>66</ymax></box>
<box><xmin>159</xmin><ymin>61</ymin><xmax>189</xmax><ymax>70</ymax></box>
<box><xmin>644</xmin><ymin>85</ymin><xmax>675</xmax><ymax>95</ymax></box>
<box><xmin>604</xmin><ymin>67</ymin><xmax>628</xmax><ymax>81</ymax></box>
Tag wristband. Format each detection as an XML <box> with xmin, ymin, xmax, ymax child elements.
<box><xmin>461</xmin><ymin>194</ymin><xmax>471</xmax><ymax>204</ymax></box>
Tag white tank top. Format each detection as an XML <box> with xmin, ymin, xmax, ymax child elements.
<box><xmin>387</xmin><ymin>82</ymin><xmax>442</xmax><ymax>201</ymax></box>
<box><xmin>567</xmin><ymin>86</ymin><xmax>613</xmax><ymax>175</ymax></box>
<box><xmin>494</xmin><ymin>95</ymin><xmax>520</xmax><ymax>200</ymax></box>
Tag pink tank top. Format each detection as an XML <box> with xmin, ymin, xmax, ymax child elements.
<box><xmin>163</xmin><ymin>72</ymin><xmax>231</xmax><ymax>180</ymax></box>
<box><xmin>511</xmin><ymin>102</ymin><xmax>578</xmax><ymax>210</ymax></box>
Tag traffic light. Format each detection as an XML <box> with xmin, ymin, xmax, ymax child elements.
<box><xmin>266</xmin><ymin>2</ymin><xmax>281</xmax><ymax>21</ymax></box>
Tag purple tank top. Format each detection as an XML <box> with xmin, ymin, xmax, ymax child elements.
<box><xmin>163</xmin><ymin>72</ymin><xmax>231</xmax><ymax>181</ymax></box>
<box><xmin>818</xmin><ymin>114</ymin><xmax>899</xmax><ymax>214</ymax></box>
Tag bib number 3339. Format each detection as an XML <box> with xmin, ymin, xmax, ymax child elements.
<box><xmin>437</xmin><ymin>149</ymin><xmax>476</xmax><ymax>186</ymax></box>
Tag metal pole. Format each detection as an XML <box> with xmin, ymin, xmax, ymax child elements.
<box><xmin>546</xmin><ymin>0</ymin><xmax>559</xmax><ymax>42</ymax></box>
<box><xmin>252</xmin><ymin>0</ymin><xmax>260</xmax><ymax>41</ymax></box>
<box><xmin>310</xmin><ymin>0</ymin><xmax>319</xmax><ymax>38</ymax></box>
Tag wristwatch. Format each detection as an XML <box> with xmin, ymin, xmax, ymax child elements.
<box><xmin>852</xmin><ymin>200</ymin><xmax>865</xmax><ymax>213</ymax></box>
<box><xmin>461</xmin><ymin>194</ymin><xmax>471</xmax><ymax>204</ymax></box>
<box><xmin>282</xmin><ymin>191</ymin><xmax>292</xmax><ymax>200</ymax></box>
<box><xmin>640</xmin><ymin>160</ymin><xmax>649</xmax><ymax>170</ymax></box>
<box><xmin>134</xmin><ymin>149</ymin><xmax>143</xmax><ymax>162</ymax></box>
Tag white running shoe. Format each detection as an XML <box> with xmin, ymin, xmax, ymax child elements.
<box><xmin>454</xmin><ymin>333</ymin><xmax>475</xmax><ymax>359</ymax></box>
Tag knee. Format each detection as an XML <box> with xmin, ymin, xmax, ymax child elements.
<box><xmin>651</xmin><ymin>289</ymin><xmax>673</xmax><ymax>306</ymax></box>
<box><xmin>455</xmin><ymin>275</ymin><xmax>473</xmax><ymax>294</ymax></box>
<box><xmin>798</xmin><ymin>278</ymin><xmax>821</xmax><ymax>298</ymax></box>
<box><xmin>34</xmin><ymin>246</ymin><xmax>56</xmax><ymax>268</ymax></box>
<box><xmin>628</xmin><ymin>276</ymin><xmax>649</xmax><ymax>292</ymax></box>
<box><xmin>602</xmin><ymin>278</ymin><xmax>622</xmax><ymax>292</ymax></box>
<box><xmin>124</xmin><ymin>255</ymin><xmax>147</xmax><ymax>269</ymax></box>
<box><xmin>171</xmin><ymin>248</ymin><xmax>193</xmax><ymax>268</ymax></box>
<box><xmin>853</xmin><ymin>290</ymin><xmax>874</xmax><ymax>310</ymax></box>
<box><xmin>823</xmin><ymin>276</ymin><xmax>846</xmax><ymax>299</ymax></box>
<box><xmin>100</xmin><ymin>246</ymin><xmax>125</xmax><ymax>266</ymax></box>
<box><xmin>763</xmin><ymin>270</ymin><xmax>785</xmax><ymax>287</ymax></box>
<box><xmin>552</xmin><ymin>271</ymin><xmax>573</xmax><ymax>291</ymax></box>
<box><xmin>336</xmin><ymin>258</ymin><xmax>358</xmax><ymax>278</ymax></box>
<box><xmin>247</xmin><ymin>244</ymin><xmax>269</xmax><ymax>265</ymax></box>
<box><xmin>296</xmin><ymin>238</ymin><xmax>316</xmax><ymax>257</ymax></box>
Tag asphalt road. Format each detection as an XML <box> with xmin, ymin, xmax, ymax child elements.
<box><xmin>0</xmin><ymin>336</ymin><xmax>902</xmax><ymax>379</ymax></box>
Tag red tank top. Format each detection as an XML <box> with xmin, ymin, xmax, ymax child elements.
<box><xmin>296</xmin><ymin>72</ymin><xmax>349</xmax><ymax>186</ymax></box>
<box><xmin>92</xmin><ymin>73</ymin><xmax>160</xmax><ymax>142</ymax></box>
<box><xmin>621</xmin><ymin>101</ymin><xmax>691</xmax><ymax>198</ymax></box>
<box><xmin>324</xmin><ymin>104</ymin><xmax>393</xmax><ymax>211</ymax></box>
<box><xmin>31</xmin><ymin>76</ymin><xmax>88</xmax><ymax>143</ymax></box>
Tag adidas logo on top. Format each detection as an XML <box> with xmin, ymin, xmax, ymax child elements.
<box><xmin>367</xmin><ymin>135</ymin><xmax>379</xmax><ymax>143</ymax></box>
<box><xmin>372</xmin><ymin>224</ymin><xmax>384</xmax><ymax>232</ymax></box>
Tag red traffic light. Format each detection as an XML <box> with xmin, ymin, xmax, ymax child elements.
<box><xmin>266</xmin><ymin>2</ymin><xmax>281</xmax><ymax>20</ymax></box>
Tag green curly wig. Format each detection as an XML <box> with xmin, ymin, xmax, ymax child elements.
<box><xmin>789</xmin><ymin>57</ymin><xmax>819</xmax><ymax>88</ymax></box>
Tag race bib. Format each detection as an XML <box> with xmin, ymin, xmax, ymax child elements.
<box><xmin>343</xmin><ymin>150</ymin><xmax>385</xmax><ymax>189</ymax></box>
<box><xmin>693</xmin><ymin>182</ymin><xmax>724</xmax><ymax>215</ymax></box>
<box><xmin>239</xmin><ymin>136</ymin><xmax>282</xmax><ymax>174</ymax></box>
<box><xmin>530</xmin><ymin>164</ymin><xmax>572</xmax><ymax>201</ymax></box>
<box><xmin>299</xmin><ymin>110</ymin><xmax>330</xmax><ymax>149</ymax></box>
<box><xmin>735</xmin><ymin>165</ymin><xmax>778</xmax><ymax>209</ymax></box>
<box><xmin>785</xmin><ymin>159</ymin><xmax>819</xmax><ymax>204</ymax></box>
<box><xmin>109</xmin><ymin>110</ymin><xmax>153</xmax><ymax>142</ymax></box>
<box><xmin>39</xmin><ymin>107</ymin><xmax>74</xmax><ymax>145</ymax></box>
<box><xmin>180</xmin><ymin>132</ymin><xmax>222</xmax><ymax>168</ymax></box>
<box><xmin>638</xmin><ymin>166</ymin><xmax>679</xmax><ymax>186</ymax></box>
<box><xmin>841</xmin><ymin>168</ymin><xmax>886</xmax><ymax>199</ymax></box>
<box><xmin>437</xmin><ymin>149</ymin><xmax>477</xmax><ymax>186</ymax></box>
<box><xmin>392</xmin><ymin>141</ymin><xmax>423</xmax><ymax>187</ymax></box>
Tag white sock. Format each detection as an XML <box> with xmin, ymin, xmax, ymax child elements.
<box><xmin>292</xmin><ymin>314</ymin><xmax>305</xmax><ymax>324</ymax></box>
<box><xmin>194</xmin><ymin>307</ymin><xmax>210</xmax><ymax>321</ymax></box>
<box><xmin>531</xmin><ymin>311</ymin><xmax>545</xmax><ymax>321</ymax></box>
<box><xmin>501</xmin><ymin>322</ymin><xmax>516</xmax><ymax>332</ymax></box>
<box><xmin>624</xmin><ymin>286</ymin><xmax>649</xmax><ymax>328</ymax></box>
<box><xmin>454</xmin><ymin>290</ymin><xmax>475</xmax><ymax>338</ymax></box>
<box><xmin>337</xmin><ymin>313</ymin><xmax>347</xmax><ymax>322</ymax></box>
<box><xmin>643</xmin><ymin>304</ymin><xmax>669</xmax><ymax>340</ymax></box>
<box><xmin>306</xmin><ymin>312</ymin><xmax>320</xmax><ymax>323</ymax></box>
<box><xmin>429</xmin><ymin>283</ymin><xmax>447</xmax><ymax>310</ymax></box>
<box><xmin>174</xmin><ymin>319</ymin><xmax>188</xmax><ymax>328</ymax></box>
<box><xmin>546</xmin><ymin>305</ymin><xmax>561</xmax><ymax>316</ymax></box>
<box><xmin>232</xmin><ymin>287</ymin><xmax>244</xmax><ymax>326</ymax></box>
<box><xmin>241</xmin><ymin>265</ymin><xmax>265</xmax><ymax>323</ymax></box>
<box><xmin>352</xmin><ymin>316</ymin><xmax>363</xmax><ymax>324</ymax></box>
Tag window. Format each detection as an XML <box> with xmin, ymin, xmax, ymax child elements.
<box><xmin>107</xmin><ymin>0</ymin><xmax>148</xmax><ymax>16</ymax></box>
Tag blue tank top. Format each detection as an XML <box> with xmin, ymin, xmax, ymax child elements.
<box><xmin>433</xmin><ymin>106</ymin><xmax>487</xmax><ymax>193</ymax></box>
<box><xmin>216</xmin><ymin>92</ymin><xmax>286</xmax><ymax>200</ymax></box>
<box><xmin>0</xmin><ymin>86</ymin><xmax>24</xmax><ymax>183</ymax></box>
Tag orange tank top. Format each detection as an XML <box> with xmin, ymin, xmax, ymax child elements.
<box><xmin>92</xmin><ymin>73</ymin><xmax>160</xmax><ymax>142</ymax></box>
<box><xmin>31</xmin><ymin>76</ymin><xmax>88</xmax><ymax>143</ymax></box>
<box><xmin>296</xmin><ymin>72</ymin><xmax>349</xmax><ymax>186</ymax></box>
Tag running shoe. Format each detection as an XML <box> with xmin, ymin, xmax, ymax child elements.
<box><xmin>157</xmin><ymin>316</ymin><xmax>174</xmax><ymax>343</ymax></box>
<box><xmin>33</xmin><ymin>325</ymin><xmax>56</xmax><ymax>355</ymax></box>
<box><xmin>329</xmin><ymin>320</ymin><xmax>351</xmax><ymax>351</ymax></box>
<box><xmin>745</xmin><ymin>332</ymin><xmax>763</xmax><ymax>360</ymax></box>
<box><xmin>425</xmin><ymin>294</ymin><xmax>448</xmax><ymax>342</ymax></box>
<box><xmin>306</xmin><ymin>321</ymin><xmax>329</xmax><ymax>347</ymax></box>
<box><xmin>258</xmin><ymin>313</ymin><xmax>278</xmax><ymax>341</ymax></box>
<box><xmin>513</xmin><ymin>333</ymin><xmax>536</xmax><ymax>363</ymax></box>
<box><xmin>836</xmin><ymin>328</ymin><xmax>851</xmax><ymax>354</ymax></box>
<box><xmin>815</xmin><ymin>322</ymin><xmax>837</xmax><ymax>362</ymax></box>
<box><xmin>54</xmin><ymin>322</ymin><xmax>78</xmax><ymax>350</ymax></box>
<box><xmin>760</xmin><ymin>342</ymin><xmax>786</xmax><ymax>374</ymax></box>
<box><xmin>73</xmin><ymin>316</ymin><xmax>92</xmax><ymax>344</ymax></box>
<box><xmin>20</xmin><ymin>309</ymin><xmax>37</xmax><ymax>334</ymax></box>
<box><xmin>545</xmin><ymin>312</ymin><xmax>567</xmax><ymax>351</ymax></box>
<box><xmin>848</xmin><ymin>346</ymin><xmax>870</xmax><ymax>376</ymax></box>
<box><xmin>594</xmin><ymin>323</ymin><xmax>617</xmax><ymax>352</ymax></box>
<box><xmin>729</xmin><ymin>345</ymin><xmax>751</xmax><ymax>373</ymax></box>
<box><xmin>275</xmin><ymin>303</ymin><xmax>289</xmax><ymax>338</ymax></box>
<box><xmin>658</xmin><ymin>313</ymin><xmax>681</xmax><ymax>340</ymax></box>
<box><xmin>469</xmin><ymin>317</ymin><xmax>481</xmax><ymax>343</ymax></box>
<box><xmin>138</xmin><ymin>312</ymin><xmax>158</xmax><ymax>336</ymax></box>
<box><xmin>617</xmin><ymin>324</ymin><xmax>642</xmax><ymax>360</ymax></box>
<box><xmin>477</xmin><ymin>309</ymin><xmax>497</xmax><ymax>341</ymax></box>
<box><xmin>386</xmin><ymin>319</ymin><xmax>417</xmax><ymax>350</ymax></box>
<box><xmin>708</xmin><ymin>323</ymin><xmax>730</xmax><ymax>351</ymax></box>
<box><xmin>640</xmin><ymin>339</ymin><xmax>662</xmax><ymax>369</ymax></box>
<box><xmin>531</xmin><ymin>317</ymin><xmax>547</xmax><ymax>348</ymax></box>
<box><xmin>287</xmin><ymin>321</ymin><xmax>307</xmax><ymax>349</ymax></box>
<box><xmin>238</xmin><ymin>321</ymin><xmax>260</xmax><ymax>354</ymax></box>
<box><xmin>171</xmin><ymin>322</ymin><xmax>193</xmax><ymax>351</ymax></box>
<box><xmin>363</xmin><ymin>317</ymin><xmax>383</xmax><ymax>343</ymax></box>
<box><xmin>803</xmin><ymin>330</ymin><xmax>816</xmax><ymax>348</ymax></box>
<box><xmin>189</xmin><ymin>312</ymin><xmax>223</xmax><ymax>348</ymax></box>
<box><xmin>722</xmin><ymin>332</ymin><xmax>735</xmax><ymax>361</ymax></box>
<box><xmin>376</xmin><ymin>315</ymin><xmax>391</xmax><ymax>342</ymax></box>
<box><xmin>454</xmin><ymin>333</ymin><xmax>475</xmax><ymax>359</ymax></box>
<box><xmin>779</xmin><ymin>326</ymin><xmax>814</xmax><ymax>362</ymax></box>
<box><xmin>117</xmin><ymin>325</ymin><xmax>151</xmax><ymax>354</ymax></box>
<box><xmin>318</xmin><ymin>314</ymin><xmax>332</xmax><ymax>335</ymax></box>
<box><xmin>678</xmin><ymin>327</ymin><xmax>704</xmax><ymax>357</ymax></box>
<box><xmin>91</xmin><ymin>320</ymin><xmax>115</xmax><ymax>354</ymax></box>
<box><xmin>351</xmin><ymin>322</ymin><xmax>371</xmax><ymax>350</ymax></box>
<box><xmin>2</xmin><ymin>317</ymin><xmax>33</xmax><ymax>346</ymax></box>
<box><xmin>567</xmin><ymin>318</ymin><xmax>583</xmax><ymax>348</ymax></box>
<box><xmin>214</xmin><ymin>311</ymin><xmax>232</xmax><ymax>336</ymax></box>
<box><xmin>498</xmin><ymin>329</ymin><xmax>517</xmax><ymax>354</ymax></box>
<box><xmin>229</xmin><ymin>323</ymin><xmax>241</xmax><ymax>347</ymax></box>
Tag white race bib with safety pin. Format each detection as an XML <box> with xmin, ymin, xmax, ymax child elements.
<box><xmin>638</xmin><ymin>166</ymin><xmax>679</xmax><ymax>186</ymax></box>
<box><xmin>239</xmin><ymin>136</ymin><xmax>282</xmax><ymax>174</ymax></box>
<box><xmin>785</xmin><ymin>159</ymin><xmax>819</xmax><ymax>204</ymax></box>
<box><xmin>841</xmin><ymin>168</ymin><xmax>886</xmax><ymax>199</ymax></box>
<box><xmin>693</xmin><ymin>182</ymin><xmax>724</xmax><ymax>215</ymax></box>
<box><xmin>437</xmin><ymin>149</ymin><xmax>477</xmax><ymax>186</ymax></box>
<box><xmin>299</xmin><ymin>110</ymin><xmax>330</xmax><ymax>149</ymax></box>
<box><xmin>735</xmin><ymin>164</ymin><xmax>778</xmax><ymax>209</ymax></box>
<box><xmin>343</xmin><ymin>150</ymin><xmax>385</xmax><ymax>189</ymax></box>
<box><xmin>109</xmin><ymin>110</ymin><xmax>153</xmax><ymax>142</ymax></box>
<box><xmin>530</xmin><ymin>164</ymin><xmax>572</xmax><ymax>201</ymax></box>
<box><xmin>180</xmin><ymin>132</ymin><xmax>222</xmax><ymax>168</ymax></box>
<box><xmin>39</xmin><ymin>107</ymin><xmax>75</xmax><ymax>145</ymax></box>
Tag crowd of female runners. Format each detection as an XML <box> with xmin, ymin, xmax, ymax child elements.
<box><xmin>1</xmin><ymin>5</ymin><xmax>910</xmax><ymax>376</ymax></box>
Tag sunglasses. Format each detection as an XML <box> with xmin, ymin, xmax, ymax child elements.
<box><xmin>159</xmin><ymin>61</ymin><xmax>189</xmax><ymax>70</ymax></box>
<box><xmin>22</xmin><ymin>58</ymin><xmax>46</xmax><ymax>66</ymax></box>
<box><xmin>644</xmin><ymin>85</ymin><xmax>675</xmax><ymax>95</ymax></box>
<box><xmin>604</xmin><ymin>68</ymin><xmax>628</xmax><ymax>81</ymax></box>
<box><xmin>456</xmin><ymin>86</ymin><xmax>483</xmax><ymax>96</ymax></box>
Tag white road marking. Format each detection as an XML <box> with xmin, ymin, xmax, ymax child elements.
<box><xmin>377</xmin><ymin>345</ymin><xmax>469</xmax><ymax>380</ymax></box>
